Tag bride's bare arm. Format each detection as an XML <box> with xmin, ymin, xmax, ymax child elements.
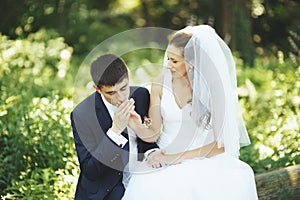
<box><xmin>174</xmin><ymin>141</ymin><xmax>225</xmax><ymax>162</ymax></box>
<box><xmin>147</xmin><ymin>141</ymin><xmax>225</xmax><ymax>167</ymax></box>
<box><xmin>129</xmin><ymin>76</ymin><xmax>164</xmax><ymax>143</ymax></box>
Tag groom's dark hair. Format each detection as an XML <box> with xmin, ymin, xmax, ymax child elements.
<box><xmin>90</xmin><ymin>54</ymin><xmax>129</xmax><ymax>88</ymax></box>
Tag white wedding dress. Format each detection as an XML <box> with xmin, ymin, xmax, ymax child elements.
<box><xmin>122</xmin><ymin>75</ymin><xmax>258</xmax><ymax>200</ymax></box>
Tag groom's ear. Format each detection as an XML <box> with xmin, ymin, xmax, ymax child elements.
<box><xmin>93</xmin><ymin>84</ymin><xmax>100</xmax><ymax>92</ymax></box>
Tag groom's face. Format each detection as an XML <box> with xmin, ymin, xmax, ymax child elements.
<box><xmin>99</xmin><ymin>77</ymin><xmax>130</xmax><ymax>107</ymax></box>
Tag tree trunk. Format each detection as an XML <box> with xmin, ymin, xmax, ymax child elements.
<box><xmin>141</xmin><ymin>0</ymin><xmax>150</xmax><ymax>26</ymax></box>
<box><xmin>255</xmin><ymin>164</ymin><xmax>300</xmax><ymax>200</ymax></box>
<box><xmin>219</xmin><ymin>0</ymin><xmax>231</xmax><ymax>43</ymax></box>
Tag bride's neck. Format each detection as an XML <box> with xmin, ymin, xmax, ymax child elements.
<box><xmin>172</xmin><ymin>72</ymin><xmax>188</xmax><ymax>80</ymax></box>
<box><xmin>172</xmin><ymin>74</ymin><xmax>190</xmax><ymax>87</ymax></box>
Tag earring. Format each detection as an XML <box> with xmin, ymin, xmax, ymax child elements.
<box><xmin>188</xmin><ymin>67</ymin><xmax>193</xmax><ymax>73</ymax></box>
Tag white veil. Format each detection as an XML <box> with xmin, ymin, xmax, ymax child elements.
<box><xmin>165</xmin><ymin>25</ymin><xmax>251</xmax><ymax>158</ymax></box>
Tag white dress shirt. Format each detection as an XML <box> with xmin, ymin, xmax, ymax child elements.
<box><xmin>102</xmin><ymin>95</ymin><xmax>157</xmax><ymax>164</ymax></box>
<box><xmin>101</xmin><ymin>95</ymin><xmax>129</xmax><ymax>148</ymax></box>
<box><xmin>101</xmin><ymin>95</ymin><xmax>143</xmax><ymax>172</ymax></box>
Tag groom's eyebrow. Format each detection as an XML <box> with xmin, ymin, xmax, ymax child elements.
<box><xmin>104</xmin><ymin>88</ymin><xmax>117</xmax><ymax>95</ymax></box>
<box><xmin>120</xmin><ymin>83</ymin><xmax>128</xmax><ymax>90</ymax></box>
<box><xmin>104</xmin><ymin>83</ymin><xmax>128</xmax><ymax>95</ymax></box>
<box><xmin>105</xmin><ymin>91</ymin><xmax>116</xmax><ymax>95</ymax></box>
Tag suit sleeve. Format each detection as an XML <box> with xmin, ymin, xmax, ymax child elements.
<box><xmin>71</xmin><ymin>112</ymin><xmax>123</xmax><ymax>181</ymax></box>
<box><xmin>130</xmin><ymin>87</ymin><xmax>159</xmax><ymax>161</ymax></box>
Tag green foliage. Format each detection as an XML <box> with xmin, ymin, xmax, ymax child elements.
<box><xmin>0</xmin><ymin>29</ymin><xmax>78</xmax><ymax>198</ymax></box>
<box><xmin>0</xmin><ymin>6</ymin><xmax>299</xmax><ymax>196</ymax></box>
<box><xmin>1</xmin><ymin>0</ymin><xmax>300</xmax><ymax>70</ymax></box>
<box><xmin>237</xmin><ymin>54</ymin><xmax>300</xmax><ymax>173</ymax></box>
<box><xmin>288</xmin><ymin>29</ymin><xmax>300</xmax><ymax>67</ymax></box>
<box><xmin>252</xmin><ymin>0</ymin><xmax>300</xmax><ymax>53</ymax></box>
<box><xmin>0</xmin><ymin>0</ymin><xmax>136</xmax><ymax>71</ymax></box>
<box><xmin>123</xmin><ymin>48</ymin><xmax>166</xmax><ymax>85</ymax></box>
<box><xmin>2</xmin><ymin>161</ymin><xmax>78</xmax><ymax>200</ymax></box>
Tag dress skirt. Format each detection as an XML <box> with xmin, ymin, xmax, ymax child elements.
<box><xmin>122</xmin><ymin>152</ymin><xmax>258</xmax><ymax>200</ymax></box>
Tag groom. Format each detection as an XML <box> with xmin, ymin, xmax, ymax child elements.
<box><xmin>71</xmin><ymin>54</ymin><xmax>158</xmax><ymax>200</ymax></box>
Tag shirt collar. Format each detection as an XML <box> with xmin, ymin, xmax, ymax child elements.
<box><xmin>101</xmin><ymin>94</ymin><xmax>116</xmax><ymax>117</ymax></box>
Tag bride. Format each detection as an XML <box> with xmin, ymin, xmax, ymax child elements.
<box><xmin>123</xmin><ymin>25</ymin><xmax>258</xmax><ymax>200</ymax></box>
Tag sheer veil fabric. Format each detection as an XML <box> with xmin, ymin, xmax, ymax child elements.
<box><xmin>165</xmin><ymin>25</ymin><xmax>251</xmax><ymax>158</ymax></box>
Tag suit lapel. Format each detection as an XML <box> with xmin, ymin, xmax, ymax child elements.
<box><xmin>94</xmin><ymin>92</ymin><xmax>113</xmax><ymax>134</ymax></box>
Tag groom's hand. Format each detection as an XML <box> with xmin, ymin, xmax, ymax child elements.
<box><xmin>112</xmin><ymin>99</ymin><xmax>135</xmax><ymax>135</ymax></box>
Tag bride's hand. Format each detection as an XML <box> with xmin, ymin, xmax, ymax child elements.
<box><xmin>147</xmin><ymin>150</ymin><xmax>181</xmax><ymax>168</ymax></box>
<box><xmin>147</xmin><ymin>150</ymin><xmax>166</xmax><ymax>168</ymax></box>
<box><xmin>128</xmin><ymin>110</ymin><xmax>142</xmax><ymax>130</ymax></box>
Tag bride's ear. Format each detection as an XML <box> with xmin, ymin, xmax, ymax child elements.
<box><xmin>186</xmin><ymin>61</ymin><xmax>194</xmax><ymax>73</ymax></box>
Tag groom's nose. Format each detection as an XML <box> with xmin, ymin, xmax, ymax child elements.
<box><xmin>115</xmin><ymin>91</ymin><xmax>126</xmax><ymax>102</ymax></box>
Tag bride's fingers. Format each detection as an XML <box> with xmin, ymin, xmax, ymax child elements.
<box><xmin>147</xmin><ymin>158</ymin><xmax>158</xmax><ymax>168</ymax></box>
<box><xmin>147</xmin><ymin>150</ymin><xmax>168</xmax><ymax>168</ymax></box>
<box><xmin>152</xmin><ymin>162</ymin><xmax>162</xmax><ymax>168</ymax></box>
<box><xmin>148</xmin><ymin>159</ymin><xmax>167</xmax><ymax>168</ymax></box>
<box><xmin>152</xmin><ymin>163</ymin><xmax>158</xmax><ymax>168</ymax></box>
<box><xmin>130</xmin><ymin>110</ymin><xmax>139</xmax><ymax>118</ymax></box>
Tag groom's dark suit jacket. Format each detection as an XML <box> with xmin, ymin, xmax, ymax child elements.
<box><xmin>71</xmin><ymin>87</ymin><xmax>158</xmax><ymax>200</ymax></box>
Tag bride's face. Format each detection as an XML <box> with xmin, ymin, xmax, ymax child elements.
<box><xmin>166</xmin><ymin>44</ymin><xmax>187</xmax><ymax>78</ymax></box>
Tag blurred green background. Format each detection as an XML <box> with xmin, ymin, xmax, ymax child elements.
<box><xmin>0</xmin><ymin>0</ymin><xmax>299</xmax><ymax>199</ymax></box>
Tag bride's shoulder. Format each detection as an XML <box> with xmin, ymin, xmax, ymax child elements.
<box><xmin>153</xmin><ymin>75</ymin><xmax>164</xmax><ymax>85</ymax></box>
<box><xmin>152</xmin><ymin>75</ymin><xmax>164</xmax><ymax>89</ymax></box>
